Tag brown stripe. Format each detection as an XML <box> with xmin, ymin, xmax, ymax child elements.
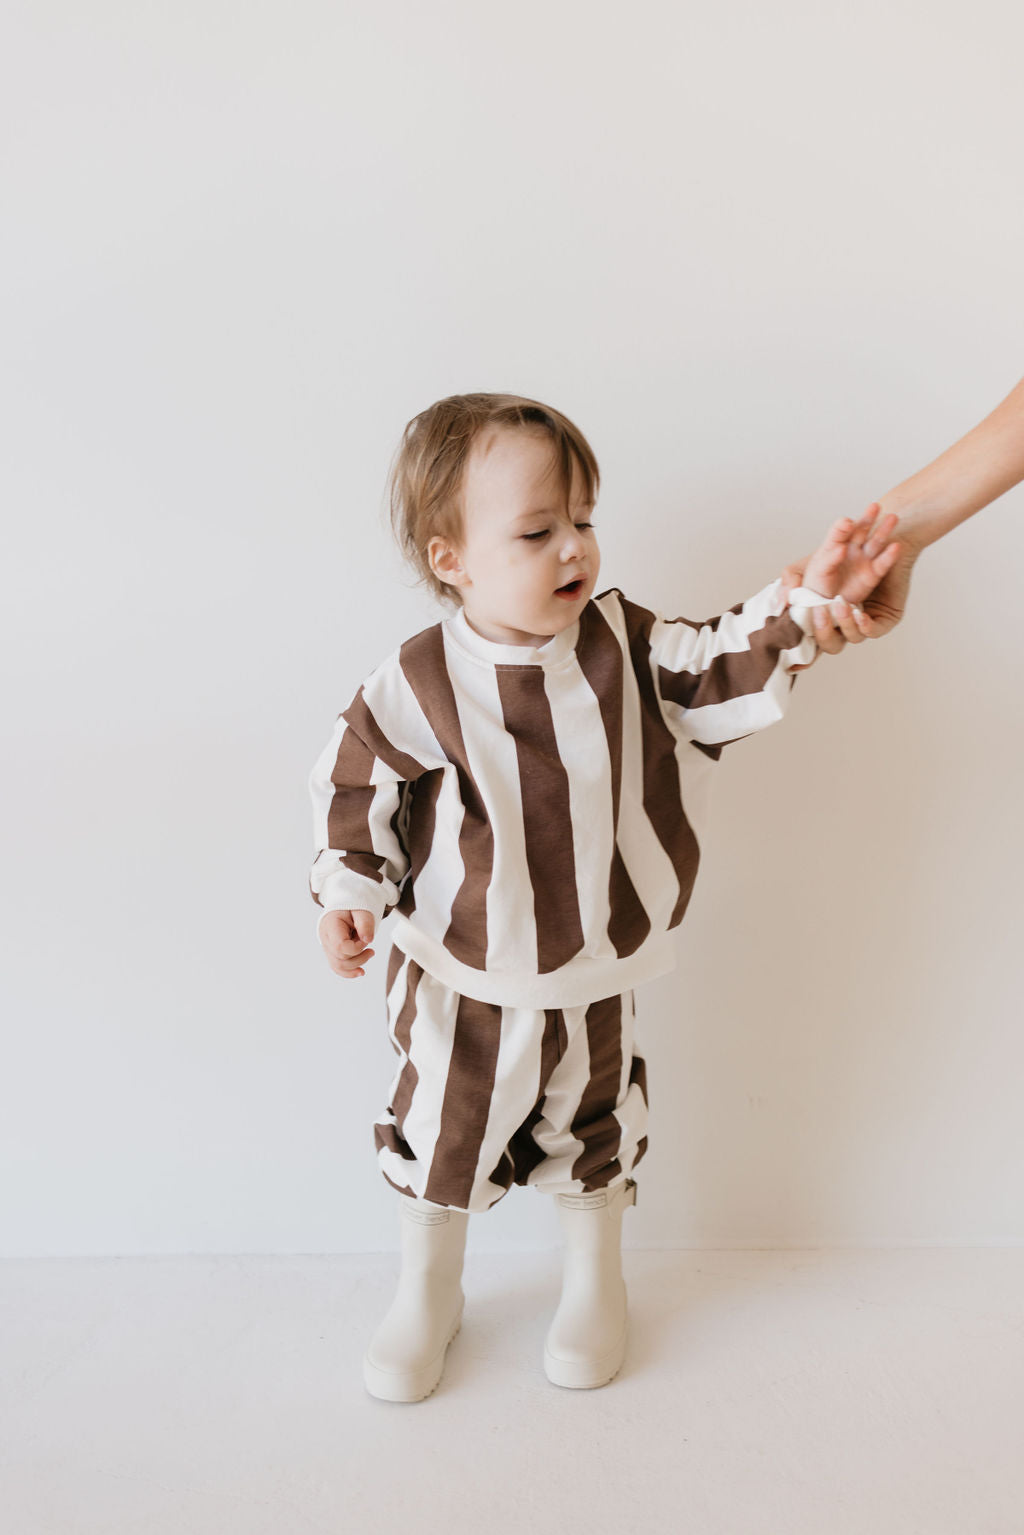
<box><xmin>655</xmin><ymin>610</ymin><xmax>805</xmax><ymax>712</ymax></box>
<box><xmin>394</xmin><ymin>767</ymin><xmax>445</xmax><ymax>921</ymax></box>
<box><xmin>398</xmin><ymin>624</ymin><xmax>493</xmax><ymax>970</ymax></box>
<box><xmin>486</xmin><ymin>1148</ymin><xmax>516</xmax><ymax>1194</ymax></box>
<box><xmin>552</xmin><ymin>1007</ymin><xmax>568</xmax><ymax>1061</ymax></box>
<box><xmin>570</xmin><ymin>993</ymin><xmax>625</xmax><ymax>1190</ymax></box>
<box><xmin>425</xmin><ymin>991</ymin><xmax>502</xmax><ymax>1209</ymax></box>
<box><xmin>577</xmin><ymin>602</ymin><xmax>651</xmax><ymax>957</ymax></box>
<box><xmin>385</xmin><ymin>940</ymin><xmax>404</xmax><ymax>994</ymax></box>
<box><xmin>341</xmin><ymin>689</ymin><xmax>428</xmax><ymax>781</ymax></box>
<box><xmin>508</xmin><ymin>1009</ymin><xmax>568</xmax><ymax>1184</ymax></box>
<box><xmin>323</xmin><ymin>726</ymin><xmax>391</xmax><ymax>897</ymax></box>
<box><xmin>694</xmin><ymin>718</ymin><xmax>798</xmax><ymax>756</ymax></box>
<box><xmin>380</xmin><ymin>1169</ymin><xmax>417</xmax><ymax>1198</ymax></box>
<box><xmin>389</xmin><ymin>955</ymin><xmax>424</xmax><ymax>1139</ymax></box>
<box><xmin>374</xmin><ymin>1122</ymin><xmax>417</xmax><ymax>1161</ymax></box>
<box><xmin>374</xmin><ymin>951</ymin><xmax>426</xmax><ymax>1169</ymax></box>
<box><xmin>495</xmin><ymin>666</ymin><xmax>583</xmax><ymax>974</ymax></box>
<box><xmin>628</xmin><ymin>1051</ymin><xmax>648</xmax><ymax>1107</ymax></box>
<box><xmin>662</xmin><ymin>597</ymin><xmax>745</xmax><ymax>633</ymax></box>
<box><xmin>616</xmin><ymin>593</ymin><xmax>702</xmax><ymax>927</ymax></box>
<box><xmin>384</xmin><ymin>942</ymin><xmax>405</xmax><ymax>1054</ymax></box>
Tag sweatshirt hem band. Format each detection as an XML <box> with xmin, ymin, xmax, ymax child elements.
<box><xmin>389</xmin><ymin>915</ymin><xmax>677</xmax><ymax>1009</ymax></box>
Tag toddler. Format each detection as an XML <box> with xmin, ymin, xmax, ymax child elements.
<box><xmin>307</xmin><ymin>393</ymin><xmax>901</xmax><ymax>1402</ymax></box>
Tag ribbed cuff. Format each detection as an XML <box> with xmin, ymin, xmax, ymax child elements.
<box><xmin>786</xmin><ymin>584</ymin><xmax>863</xmax><ymax>637</ymax></box>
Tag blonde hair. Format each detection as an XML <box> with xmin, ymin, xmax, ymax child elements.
<box><xmin>385</xmin><ymin>392</ymin><xmax>601</xmax><ymax>609</ymax></box>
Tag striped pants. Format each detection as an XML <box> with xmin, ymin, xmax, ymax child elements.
<box><xmin>373</xmin><ymin>942</ymin><xmax>650</xmax><ymax>1215</ymax></box>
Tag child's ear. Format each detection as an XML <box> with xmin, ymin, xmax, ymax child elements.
<box><xmin>428</xmin><ymin>535</ymin><xmax>467</xmax><ymax>589</ymax></box>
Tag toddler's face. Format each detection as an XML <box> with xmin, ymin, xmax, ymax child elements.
<box><xmin>429</xmin><ymin>426</ymin><xmax>599</xmax><ymax>646</ymax></box>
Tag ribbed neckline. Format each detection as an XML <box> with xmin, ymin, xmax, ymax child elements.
<box><xmin>445</xmin><ymin>604</ymin><xmax>583</xmax><ymax>667</ymax></box>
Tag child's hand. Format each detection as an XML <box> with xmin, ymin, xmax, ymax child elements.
<box><xmin>802</xmin><ymin>504</ymin><xmax>904</xmax><ymax>608</ymax></box>
<box><xmin>319</xmin><ymin>908</ymin><xmax>376</xmax><ymax>979</ymax></box>
<box><xmin>778</xmin><ymin>562</ymin><xmax>859</xmax><ymax>651</ymax></box>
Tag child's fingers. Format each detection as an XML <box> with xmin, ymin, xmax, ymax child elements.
<box><xmin>815</xmin><ymin>517</ymin><xmax>854</xmax><ymax>557</ymax></box>
<box><xmin>827</xmin><ymin>517</ymin><xmax>856</xmax><ymax>545</ymax></box>
<box><xmin>343</xmin><ymin>928</ymin><xmax>364</xmax><ymax>950</ymax></box>
<box><xmin>811</xmin><ymin>607</ymin><xmax>846</xmax><ymax>652</ymax></box>
<box><xmin>854</xmin><ymin>502</ymin><xmax>882</xmax><ymax>541</ymax></box>
<box><xmin>818</xmin><ymin>545</ymin><xmax>846</xmax><ymax>574</ymax></box>
<box><xmin>327</xmin><ymin>949</ymin><xmax>373</xmax><ymax>979</ymax></box>
<box><xmin>816</xmin><ymin>518</ymin><xmax>857</xmax><ymax>571</ymax></box>
<box><xmin>326</xmin><ymin>928</ymin><xmax>375</xmax><ymax>963</ymax></box>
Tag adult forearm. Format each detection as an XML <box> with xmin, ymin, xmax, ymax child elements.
<box><xmin>876</xmin><ymin>374</ymin><xmax>1024</xmax><ymax>552</ymax></box>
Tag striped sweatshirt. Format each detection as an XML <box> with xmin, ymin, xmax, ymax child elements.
<box><xmin>308</xmin><ymin>579</ymin><xmax>820</xmax><ymax>1009</ymax></box>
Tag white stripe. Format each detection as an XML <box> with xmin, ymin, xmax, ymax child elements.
<box><xmin>470</xmin><ymin>1006</ymin><xmax>551</xmax><ymax>1196</ymax></box>
<box><xmin>543</xmin><ymin>657</ymin><xmax>616</xmax><ymax>955</ymax></box>
<box><xmin>360</xmin><ymin>652</ymin><xmax>447</xmax><ymax>768</ymax></box>
<box><xmin>647</xmin><ymin>580</ymin><xmax>785</xmax><ymax>674</ymax></box>
<box><xmin>388</xmin><ymin>964</ymin><xmax>460</xmax><ymax>1187</ymax></box>
<box><xmin>308</xmin><ymin>737</ymin><xmax>405</xmax><ymax>912</ymax></box>
<box><xmin>444</xmin><ymin>633</ymin><xmax>538</xmax><ymax>974</ymax></box>
<box><xmin>526</xmin><ymin>1009</ymin><xmax>591</xmax><ymax>1178</ymax></box>
<box><xmin>611</xmin><ymin>993</ymin><xmax>647</xmax><ymax>1167</ymax></box>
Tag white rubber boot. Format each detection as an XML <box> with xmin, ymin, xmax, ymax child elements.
<box><xmin>363</xmin><ymin>1193</ymin><xmax>470</xmax><ymax>1403</ymax></box>
<box><xmin>543</xmin><ymin>1176</ymin><xmax>637</xmax><ymax>1389</ymax></box>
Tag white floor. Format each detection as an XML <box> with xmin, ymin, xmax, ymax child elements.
<box><xmin>2</xmin><ymin>1248</ymin><xmax>1022</xmax><ymax>1535</ymax></box>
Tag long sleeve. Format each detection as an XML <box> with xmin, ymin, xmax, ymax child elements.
<box><xmin>642</xmin><ymin>577</ymin><xmax>819</xmax><ymax>748</ymax></box>
<box><xmin>308</xmin><ymin>694</ymin><xmax>421</xmax><ymax>938</ymax></box>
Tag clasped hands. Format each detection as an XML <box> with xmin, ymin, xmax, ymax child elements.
<box><xmin>781</xmin><ymin>501</ymin><xmax>918</xmax><ymax>657</ymax></box>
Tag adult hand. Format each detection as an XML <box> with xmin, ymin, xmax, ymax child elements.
<box><xmin>781</xmin><ymin>502</ymin><xmax>921</xmax><ymax>643</ymax></box>
<box><xmin>842</xmin><ymin>503</ymin><xmax>919</xmax><ymax>635</ymax></box>
<box><xmin>778</xmin><ymin>563</ymin><xmax>859</xmax><ymax>654</ymax></box>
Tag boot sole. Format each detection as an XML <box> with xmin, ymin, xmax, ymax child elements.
<box><xmin>543</xmin><ymin>1325</ymin><xmax>627</xmax><ymax>1390</ymax></box>
<box><xmin>363</xmin><ymin>1294</ymin><xmax>465</xmax><ymax>1403</ymax></box>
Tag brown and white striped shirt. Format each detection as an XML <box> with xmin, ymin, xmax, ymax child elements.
<box><xmin>308</xmin><ymin>579</ymin><xmax>820</xmax><ymax>1009</ymax></box>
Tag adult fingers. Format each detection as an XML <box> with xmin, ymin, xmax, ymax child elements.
<box><xmin>812</xmin><ymin>608</ymin><xmax>847</xmax><ymax>653</ymax></box>
<box><xmin>854</xmin><ymin>611</ymin><xmax>888</xmax><ymax>639</ymax></box>
<box><xmin>863</xmin><ymin>512</ymin><xmax>900</xmax><ymax>560</ymax></box>
<box><xmin>870</xmin><ymin>538</ymin><xmax>903</xmax><ymax>577</ymax></box>
<box><xmin>827</xmin><ymin>597</ymin><xmax>867</xmax><ymax>643</ymax></box>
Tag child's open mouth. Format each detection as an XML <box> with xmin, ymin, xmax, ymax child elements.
<box><xmin>555</xmin><ymin>578</ymin><xmax>584</xmax><ymax>600</ymax></box>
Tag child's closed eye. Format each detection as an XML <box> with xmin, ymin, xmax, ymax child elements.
<box><xmin>522</xmin><ymin>524</ymin><xmax>594</xmax><ymax>541</ymax></box>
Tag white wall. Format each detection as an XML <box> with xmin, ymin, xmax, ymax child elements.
<box><xmin>3</xmin><ymin>0</ymin><xmax>1022</xmax><ymax>1256</ymax></box>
